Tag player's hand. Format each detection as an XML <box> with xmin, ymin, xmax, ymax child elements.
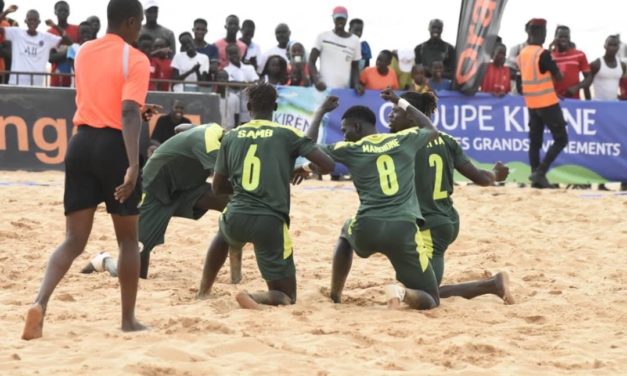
<box><xmin>319</xmin><ymin>95</ymin><xmax>339</xmax><ymax>114</ymax></box>
<box><xmin>354</xmin><ymin>82</ymin><xmax>365</xmax><ymax>96</ymax></box>
<box><xmin>291</xmin><ymin>166</ymin><xmax>310</xmax><ymax>185</ymax></box>
<box><xmin>314</xmin><ymin>79</ymin><xmax>327</xmax><ymax>92</ymax></box>
<box><xmin>492</xmin><ymin>161</ymin><xmax>509</xmax><ymax>182</ymax></box>
<box><xmin>380</xmin><ymin>87</ymin><xmax>400</xmax><ymax>104</ymax></box>
<box><xmin>147</xmin><ymin>145</ymin><xmax>157</xmax><ymax>158</ymax></box>
<box><xmin>115</xmin><ymin>164</ymin><xmax>139</xmax><ymax>203</ymax></box>
<box><xmin>6</xmin><ymin>4</ymin><xmax>18</xmax><ymax>13</ymax></box>
<box><xmin>174</xmin><ymin>123</ymin><xmax>194</xmax><ymax>133</ymax></box>
<box><xmin>141</xmin><ymin>103</ymin><xmax>162</xmax><ymax>121</ymax></box>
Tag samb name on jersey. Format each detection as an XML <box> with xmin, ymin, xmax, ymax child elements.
<box><xmin>237</xmin><ymin>129</ymin><xmax>274</xmax><ymax>139</ymax></box>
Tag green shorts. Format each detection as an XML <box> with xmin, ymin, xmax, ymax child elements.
<box><xmin>420</xmin><ymin>221</ymin><xmax>460</xmax><ymax>285</ymax></box>
<box><xmin>138</xmin><ymin>183</ymin><xmax>211</xmax><ymax>252</ymax></box>
<box><xmin>219</xmin><ymin>212</ymin><xmax>295</xmax><ymax>282</ymax></box>
<box><xmin>341</xmin><ymin>217</ymin><xmax>438</xmax><ymax>298</ymax></box>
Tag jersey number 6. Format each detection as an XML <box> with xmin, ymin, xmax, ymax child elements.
<box><xmin>242</xmin><ymin>144</ymin><xmax>261</xmax><ymax>191</ymax></box>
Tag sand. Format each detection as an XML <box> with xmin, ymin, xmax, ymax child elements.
<box><xmin>1</xmin><ymin>171</ymin><xmax>626</xmax><ymax>375</ymax></box>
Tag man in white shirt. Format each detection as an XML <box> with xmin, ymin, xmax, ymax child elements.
<box><xmin>309</xmin><ymin>6</ymin><xmax>362</xmax><ymax>92</ymax></box>
<box><xmin>257</xmin><ymin>23</ymin><xmax>290</xmax><ymax>74</ymax></box>
<box><xmin>224</xmin><ymin>43</ymin><xmax>258</xmax><ymax>123</ymax></box>
<box><xmin>240</xmin><ymin>19</ymin><xmax>261</xmax><ymax>71</ymax></box>
<box><xmin>0</xmin><ymin>9</ymin><xmax>66</xmax><ymax>86</ymax></box>
<box><xmin>171</xmin><ymin>31</ymin><xmax>209</xmax><ymax>92</ymax></box>
<box><xmin>216</xmin><ymin>69</ymin><xmax>240</xmax><ymax>130</ymax></box>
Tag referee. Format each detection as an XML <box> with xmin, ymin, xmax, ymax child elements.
<box><xmin>23</xmin><ymin>0</ymin><xmax>151</xmax><ymax>340</ymax></box>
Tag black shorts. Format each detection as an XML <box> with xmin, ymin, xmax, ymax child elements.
<box><xmin>64</xmin><ymin>126</ymin><xmax>141</xmax><ymax>216</ymax></box>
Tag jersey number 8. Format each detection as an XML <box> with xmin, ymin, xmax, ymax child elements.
<box><xmin>376</xmin><ymin>154</ymin><xmax>399</xmax><ymax>196</ymax></box>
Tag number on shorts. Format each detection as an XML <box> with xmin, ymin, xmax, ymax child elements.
<box><xmin>376</xmin><ymin>154</ymin><xmax>399</xmax><ymax>196</ymax></box>
<box><xmin>429</xmin><ymin>154</ymin><xmax>448</xmax><ymax>200</ymax></box>
<box><xmin>242</xmin><ymin>144</ymin><xmax>261</xmax><ymax>191</ymax></box>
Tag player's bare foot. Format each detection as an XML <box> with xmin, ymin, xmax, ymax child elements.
<box><xmin>235</xmin><ymin>291</ymin><xmax>260</xmax><ymax>309</ymax></box>
<box><xmin>387</xmin><ymin>297</ymin><xmax>402</xmax><ymax>310</ymax></box>
<box><xmin>22</xmin><ymin>304</ymin><xmax>44</xmax><ymax>340</ymax></box>
<box><xmin>494</xmin><ymin>272</ymin><xmax>515</xmax><ymax>305</ymax></box>
<box><xmin>121</xmin><ymin>318</ymin><xmax>147</xmax><ymax>332</ymax></box>
<box><xmin>384</xmin><ymin>285</ymin><xmax>405</xmax><ymax>310</ymax></box>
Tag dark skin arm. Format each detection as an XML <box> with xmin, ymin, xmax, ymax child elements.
<box><xmin>212</xmin><ymin>171</ymin><xmax>233</xmax><ymax>195</ymax></box>
<box><xmin>305</xmin><ymin>95</ymin><xmax>339</xmax><ymax>142</ymax></box>
<box><xmin>456</xmin><ymin>161</ymin><xmax>509</xmax><ymax>186</ymax></box>
<box><xmin>308</xmin><ymin>47</ymin><xmax>326</xmax><ymax>91</ymax></box>
<box><xmin>380</xmin><ymin>88</ymin><xmax>439</xmax><ymax>142</ymax></box>
<box><xmin>352</xmin><ymin>60</ymin><xmax>364</xmax><ymax>95</ymax></box>
<box><xmin>567</xmin><ymin>71</ymin><xmax>592</xmax><ymax>98</ymax></box>
<box><xmin>114</xmin><ymin>101</ymin><xmax>142</xmax><ymax>203</ymax></box>
<box><xmin>172</xmin><ymin>62</ymin><xmax>201</xmax><ymax>82</ymax></box>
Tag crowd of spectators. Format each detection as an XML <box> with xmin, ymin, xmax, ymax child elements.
<box><xmin>1</xmin><ymin>0</ymin><xmax>627</xmax><ymax>102</ymax></box>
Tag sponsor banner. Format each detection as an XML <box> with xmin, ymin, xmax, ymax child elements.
<box><xmin>454</xmin><ymin>0</ymin><xmax>508</xmax><ymax>94</ymax></box>
<box><xmin>275</xmin><ymin>87</ymin><xmax>627</xmax><ymax>183</ymax></box>
<box><xmin>0</xmin><ymin>86</ymin><xmax>221</xmax><ymax>170</ymax></box>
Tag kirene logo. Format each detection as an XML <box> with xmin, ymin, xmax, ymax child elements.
<box><xmin>455</xmin><ymin>0</ymin><xmax>497</xmax><ymax>85</ymax></box>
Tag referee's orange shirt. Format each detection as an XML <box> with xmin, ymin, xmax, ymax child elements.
<box><xmin>73</xmin><ymin>34</ymin><xmax>150</xmax><ymax>130</ymax></box>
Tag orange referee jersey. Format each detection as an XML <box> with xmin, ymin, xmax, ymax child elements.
<box><xmin>73</xmin><ymin>33</ymin><xmax>150</xmax><ymax>130</ymax></box>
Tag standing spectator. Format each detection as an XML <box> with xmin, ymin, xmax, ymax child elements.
<box><xmin>429</xmin><ymin>61</ymin><xmax>452</xmax><ymax>91</ymax></box>
<box><xmin>150</xmin><ymin>37</ymin><xmax>172</xmax><ymax>91</ymax></box>
<box><xmin>67</xmin><ymin>21</ymin><xmax>94</xmax><ymax>74</ymax></box>
<box><xmin>590</xmin><ymin>35</ymin><xmax>625</xmax><ymax>100</ymax></box>
<box><xmin>309</xmin><ymin>6</ymin><xmax>362</xmax><ymax>92</ymax></box>
<box><xmin>410</xmin><ymin>64</ymin><xmax>431</xmax><ymax>93</ymax></box>
<box><xmin>86</xmin><ymin>15</ymin><xmax>100</xmax><ymax>38</ymax></box>
<box><xmin>359</xmin><ymin>50</ymin><xmax>399</xmax><ymax>90</ymax></box>
<box><xmin>480</xmin><ymin>43</ymin><xmax>511</xmax><ymax>96</ymax></box>
<box><xmin>391</xmin><ymin>49</ymin><xmax>415</xmax><ymax>90</ymax></box>
<box><xmin>171</xmin><ymin>32</ymin><xmax>208</xmax><ymax>92</ymax></box>
<box><xmin>137</xmin><ymin>34</ymin><xmax>157</xmax><ymax>90</ymax></box>
<box><xmin>151</xmin><ymin>100</ymin><xmax>191</xmax><ymax>145</ymax></box>
<box><xmin>256</xmin><ymin>23</ymin><xmax>290</xmax><ymax>74</ymax></box>
<box><xmin>215</xmin><ymin>69</ymin><xmax>240</xmax><ymax>130</ymax></box>
<box><xmin>48</xmin><ymin>1</ymin><xmax>79</xmax><ymax>87</ymax></box>
<box><xmin>288</xmin><ymin>42</ymin><xmax>310</xmax><ymax>86</ymax></box>
<box><xmin>214</xmin><ymin>15</ymin><xmax>246</xmax><ymax>69</ymax></box>
<box><xmin>349</xmin><ymin>18</ymin><xmax>371</xmax><ymax>70</ymax></box>
<box><xmin>261</xmin><ymin>54</ymin><xmax>289</xmax><ymax>85</ymax></box>
<box><xmin>507</xmin><ymin>22</ymin><xmax>530</xmax><ymax>94</ymax></box>
<box><xmin>140</xmin><ymin>0</ymin><xmax>176</xmax><ymax>54</ymax></box>
<box><xmin>240</xmin><ymin>19</ymin><xmax>261</xmax><ymax>71</ymax></box>
<box><xmin>224</xmin><ymin>43</ymin><xmax>258</xmax><ymax>123</ymax></box>
<box><xmin>192</xmin><ymin>18</ymin><xmax>217</xmax><ymax>61</ymax></box>
<box><xmin>551</xmin><ymin>26</ymin><xmax>592</xmax><ymax>99</ymax></box>
<box><xmin>208</xmin><ymin>57</ymin><xmax>219</xmax><ymax>82</ymax></box>
<box><xmin>414</xmin><ymin>19</ymin><xmax>456</xmax><ymax>79</ymax></box>
<box><xmin>0</xmin><ymin>2</ymin><xmax>19</xmax><ymax>84</ymax></box>
<box><xmin>518</xmin><ymin>18</ymin><xmax>567</xmax><ymax>189</ymax></box>
<box><xmin>0</xmin><ymin>10</ymin><xmax>69</xmax><ymax>86</ymax></box>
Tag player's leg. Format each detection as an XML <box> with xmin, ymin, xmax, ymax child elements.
<box><xmin>193</xmin><ymin>183</ymin><xmax>231</xmax><ymax>213</ymax></box>
<box><xmin>137</xmin><ymin>192</ymin><xmax>177</xmax><ymax>279</ymax></box>
<box><xmin>439</xmin><ymin>272</ymin><xmax>514</xmax><ymax>304</ymax></box>
<box><xmin>22</xmin><ymin>208</ymin><xmax>96</xmax><ymax>340</ymax></box>
<box><xmin>229</xmin><ymin>247</ymin><xmax>243</xmax><ymax>284</ymax></box>
<box><xmin>330</xmin><ymin>219</ymin><xmax>356</xmax><ymax>303</ymax></box>
<box><xmin>197</xmin><ymin>231</ymin><xmax>231</xmax><ymax>298</ymax></box>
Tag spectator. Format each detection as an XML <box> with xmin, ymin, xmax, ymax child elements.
<box><xmin>192</xmin><ymin>18</ymin><xmax>218</xmax><ymax>61</ymax></box>
<box><xmin>480</xmin><ymin>43</ymin><xmax>511</xmax><ymax>96</ymax></box>
<box><xmin>261</xmin><ymin>54</ymin><xmax>289</xmax><ymax>85</ymax></box>
<box><xmin>137</xmin><ymin>34</ymin><xmax>157</xmax><ymax>90</ymax></box>
<box><xmin>66</xmin><ymin>21</ymin><xmax>94</xmax><ymax>73</ymax></box>
<box><xmin>507</xmin><ymin>21</ymin><xmax>530</xmax><ymax>93</ymax></box>
<box><xmin>414</xmin><ymin>19</ymin><xmax>456</xmax><ymax>79</ymax></box>
<box><xmin>224</xmin><ymin>43</ymin><xmax>258</xmax><ymax>123</ymax></box>
<box><xmin>309</xmin><ymin>6</ymin><xmax>362</xmax><ymax>92</ymax></box>
<box><xmin>150</xmin><ymin>37</ymin><xmax>172</xmax><ymax>91</ymax></box>
<box><xmin>620</xmin><ymin>75</ymin><xmax>627</xmax><ymax>100</ymax></box>
<box><xmin>590</xmin><ymin>35</ymin><xmax>625</xmax><ymax>100</ymax></box>
<box><xmin>359</xmin><ymin>49</ymin><xmax>399</xmax><ymax>90</ymax></box>
<box><xmin>171</xmin><ymin>32</ymin><xmax>209</xmax><ymax>92</ymax></box>
<box><xmin>391</xmin><ymin>49</ymin><xmax>414</xmax><ymax>90</ymax></box>
<box><xmin>257</xmin><ymin>23</ymin><xmax>290</xmax><ymax>74</ymax></box>
<box><xmin>0</xmin><ymin>10</ymin><xmax>69</xmax><ymax>86</ymax></box>
<box><xmin>429</xmin><ymin>61</ymin><xmax>452</xmax><ymax>91</ymax></box>
<box><xmin>48</xmin><ymin>1</ymin><xmax>78</xmax><ymax>87</ymax></box>
<box><xmin>215</xmin><ymin>69</ymin><xmax>240</xmax><ymax>130</ymax></box>
<box><xmin>551</xmin><ymin>26</ymin><xmax>592</xmax><ymax>99</ymax></box>
<box><xmin>85</xmin><ymin>15</ymin><xmax>99</xmax><ymax>39</ymax></box>
<box><xmin>288</xmin><ymin>42</ymin><xmax>310</xmax><ymax>86</ymax></box>
<box><xmin>349</xmin><ymin>18</ymin><xmax>371</xmax><ymax>70</ymax></box>
<box><xmin>0</xmin><ymin>2</ymin><xmax>19</xmax><ymax>84</ymax></box>
<box><xmin>240</xmin><ymin>19</ymin><xmax>261</xmax><ymax>71</ymax></box>
<box><xmin>410</xmin><ymin>64</ymin><xmax>431</xmax><ymax>93</ymax></box>
<box><xmin>208</xmin><ymin>57</ymin><xmax>219</xmax><ymax>82</ymax></box>
<box><xmin>214</xmin><ymin>15</ymin><xmax>246</xmax><ymax>69</ymax></box>
<box><xmin>151</xmin><ymin>100</ymin><xmax>191</xmax><ymax>145</ymax></box>
<box><xmin>140</xmin><ymin>0</ymin><xmax>176</xmax><ymax>55</ymax></box>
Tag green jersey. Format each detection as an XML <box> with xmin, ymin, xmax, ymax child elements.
<box><xmin>323</xmin><ymin>127</ymin><xmax>433</xmax><ymax>224</ymax></box>
<box><xmin>215</xmin><ymin>119</ymin><xmax>317</xmax><ymax>224</ymax></box>
<box><xmin>142</xmin><ymin>123</ymin><xmax>223</xmax><ymax>205</ymax></box>
<box><xmin>414</xmin><ymin>132</ymin><xmax>470</xmax><ymax>229</ymax></box>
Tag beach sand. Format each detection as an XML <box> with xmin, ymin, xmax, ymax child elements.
<box><xmin>1</xmin><ymin>171</ymin><xmax>626</xmax><ymax>375</ymax></box>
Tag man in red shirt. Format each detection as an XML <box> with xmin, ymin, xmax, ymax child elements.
<box><xmin>551</xmin><ymin>26</ymin><xmax>592</xmax><ymax>99</ymax></box>
<box><xmin>480</xmin><ymin>43</ymin><xmax>511</xmax><ymax>95</ymax></box>
<box><xmin>150</xmin><ymin>37</ymin><xmax>172</xmax><ymax>91</ymax></box>
<box><xmin>48</xmin><ymin>1</ymin><xmax>78</xmax><ymax>87</ymax></box>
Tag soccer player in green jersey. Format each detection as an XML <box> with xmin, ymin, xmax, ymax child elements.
<box><xmin>304</xmin><ymin>89</ymin><xmax>442</xmax><ymax>310</ymax></box>
<box><xmin>80</xmin><ymin>123</ymin><xmax>240</xmax><ymax>281</ymax></box>
<box><xmin>389</xmin><ymin>91</ymin><xmax>514</xmax><ymax>304</ymax></box>
<box><xmin>197</xmin><ymin>82</ymin><xmax>335</xmax><ymax>309</ymax></box>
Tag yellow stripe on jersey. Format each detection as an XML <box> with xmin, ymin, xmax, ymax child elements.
<box><xmin>204</xmin><ymin>123</ymin><xmax>223</xmax><ymax>153</ymax></box>
<box><xmin>415</xmin><ymin>228</ymin><xmax>430</xmax><ymax>272</ymax></box>
<box><xmin>420</xmin><ymin>228</ymin><xmax>434</xmax><ymax>260</ymax></box>
<box><xmin>283</xmin><ymin>224</ymin><xmax>293</xmax><ymax>259</ymax></box>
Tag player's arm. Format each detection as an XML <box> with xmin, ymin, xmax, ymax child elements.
<box><xmin>305</xmin><ymin>95</ymin><xmax>339</xmax><ymax>142</ymax></box>
<box><xmin>301</xmin><ymin>148</ymin><xmax>335</xmax><ymax>175</ymax></box>
<box><xmin>212</xmin><ymin>171</ymin><xmax>233</xmax><ymax>195</ymax></box>
<box><xmin>380</xmin><ymin>88</ymin><xmax>439</xmax><ymax>142</ymax></box>
<box><xmin>456</xmin><ymin>161</ymin><xmax>509</xmax><ymax>186</ymax></box>
<box><xmin>540</xmin><ymin>50</ymin><xmax>562</xmax><ymax>82</ymax></box>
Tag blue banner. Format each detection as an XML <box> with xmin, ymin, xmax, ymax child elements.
<box><xmin>275</xmin><ymin>86</ymin><xmax>627</xmax><ymax>183</ymax></box>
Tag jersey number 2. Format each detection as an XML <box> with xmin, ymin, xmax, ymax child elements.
<box><xmin>429</xmin><ymin>154</ymin><xmax>448</xmax><ymax>200</ymax></box>
<box><xmin>243</xmin><ymin>144</ymin><xmax>261</xmax><ymax>191</ymax></box>
<box><xmin>376</xmin><ymin>155</ymin><xmax>399</xmax><ymax>196</ymax></box>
